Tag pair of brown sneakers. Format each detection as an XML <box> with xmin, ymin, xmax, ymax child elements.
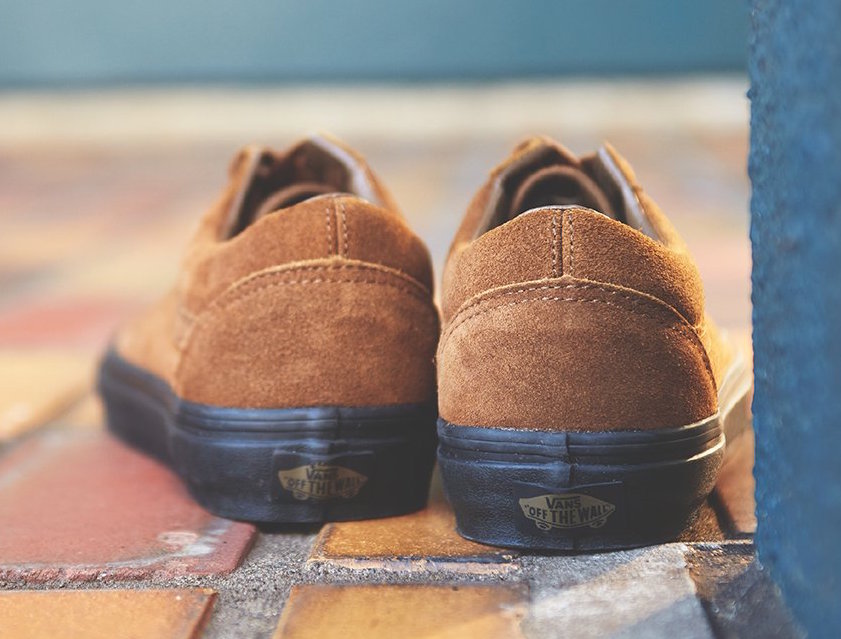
<box><xmin>98</xmin><ymin>134</ymin><xmax>752</xmax><ymax>550</ymax></box>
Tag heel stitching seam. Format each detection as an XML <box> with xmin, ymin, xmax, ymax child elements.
<box><xmin>442</xmin><ymin>282</ymin><xmax>715</xmax><ymax>389</ymax></box>
<box><xmin>175</xmin><ymin>261</ymin><xmax>434</xmax><ymax>369</ymax></box>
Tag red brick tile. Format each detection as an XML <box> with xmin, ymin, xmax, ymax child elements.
<box><xmin>0</xmin><ymin>431</ymin><xmax>255</xmax><ymax>581</ymax></box>
<box><xmin>308</xmin><ymin>471</ymin><xmax>516</xmax><ymax>573</ymax></box>
<box><xmin>0</xmin><ymin>297</ymin><xmax>138</xmax><ymax>350</ymax></box>
<box><xmin>274</xmin><ymin>584</ymin><xmax>527</xmax><ymax>639</ymax></box>
<box><xmin>0</xmin><ymin>589</ymin><xmax>215</xmax><ymax>639</ymax></box>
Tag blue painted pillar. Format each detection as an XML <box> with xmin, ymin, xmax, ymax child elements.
<box><xmin>749</xmin><ymin>1</ymin><xmax>841</xmax><ymax>636</ymax></box>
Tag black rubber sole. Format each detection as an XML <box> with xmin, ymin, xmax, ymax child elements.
<box><xmin>97</xmin><ymin>349</ymin><xmax>437</xmax><ymax>523</ymax></box>
<box><xmin>438</xmin><ymin>360</ymin><xmax>753</xmax><ymax>551</ymax></box>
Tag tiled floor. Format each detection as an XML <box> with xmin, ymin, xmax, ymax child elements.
<box><xmin>0</xmin><ymin>430</ymin><xmax>255</xmax><ymax>582</ymax></box>
<box><xmin>0</xmin><ymin>589</ymin><xmax>216</xmax><ymax>639</ymax></box>
<box><xmin>0</xmin><ymin>79</ymin><xmax>794</xmax><ymax>638</ymax></box>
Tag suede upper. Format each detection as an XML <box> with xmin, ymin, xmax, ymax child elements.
<box><xmin>438</xmin><ymin>137</ymin><xmax>736</xmax><ymax>432</ymax></box>
<box><xmin>115</xmin><ymin>135</ymin><xmax>439</xmax><ymax>409</ymax></box>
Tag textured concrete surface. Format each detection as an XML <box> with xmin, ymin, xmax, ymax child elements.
<box><xmin>687</xmin><ymin>542</ymin><xmax>800</xmax><ymax>639</ymax></box>
<box><xmin>749</xmin><ymin>2</ymin><xmax>841</xmax><ymax>637</ymax></box>
<box><xmin>0</xmin><ymin>80</ymin><xmax>778</xmax><ymax>637</ymax></box>
<box><xmin>523</xmin><ymin>545</ymin><xmax>713</xmax><ymax>639</ymax></box>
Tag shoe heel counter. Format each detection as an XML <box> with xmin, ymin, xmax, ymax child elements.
<box><xmin>437</xmin><ymin>278</ymin><xmax>717</xmax><ymax>431</ymax></box>
<box><xmin>333</xmin><ymin>196</ymin><xmax>435</xmax><ymax>292</ymax></box>
<box><xmin>443</xmin><ymin>206</ymin><xmax>706</xmax><ymax>330</ymax></box>
<box><xmin>175</xmin><ymin>260</ymin><xmax>439</xmax><ymax>408</ymax></box>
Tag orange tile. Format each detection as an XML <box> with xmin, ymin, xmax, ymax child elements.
<box><xmin>53</xmin><ymin>239</ymin><xmax>184</xmax><ymax>299</ymax></box>
<box><xmin>0</xmin><ymin>220</ymin><xmax>106</xmax><ymax>272</ymax></box>
<box><xmin>0</xmin><ymin>589</ymin><xmax>215</xmax><ymax>639</ymax></box>
<box><xmin>309</xmin><ymin>470</ymin><xmax>516</xmax><ymax>572</ymax></box>
<box><xmin>59</xmin><ymin>393</ymin><xmax>105</xmax><ymax>430</ymax></box>
<box><xmin>274</xmin><ymin>584</ymin><xmax>526</xmax><ymax>639</ymax></box>
<box><xmin>0</xmin><ymin>351</ymin><xmax>92</xmax><ymax>441</ymax></box>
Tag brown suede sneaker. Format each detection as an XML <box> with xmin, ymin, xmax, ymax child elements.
<box><xmin>98</xmin><ymin>135</ymin><xmax>440</xmax><ymax>523</ymax></box>
<box><xmin>436</xmin><ymin>137</ymin><xmax>752</xmax><ymax>550</ymax></box>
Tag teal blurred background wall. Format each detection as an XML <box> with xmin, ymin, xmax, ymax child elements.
<box><xmin>0</xmin><ymin>0</ymin><xmax>747</xmax><ymax>86</ymax></box>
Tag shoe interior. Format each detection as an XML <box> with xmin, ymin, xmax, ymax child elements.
<box><xmin>227</xmin><ymin>136</ymin><xmax>381</xmax><ymax>237</ymax></box>
<box><xmin>481</xmin><ymin>140</ymin><xmax>659</xmax><ymax>239</ymax></box>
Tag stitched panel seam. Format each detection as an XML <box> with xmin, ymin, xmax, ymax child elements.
<box><xmin>215</xmin><ymin>264</ymin><xmax>429</xmax><ymax>313</ymax></box>
<box><xmin>211</xmin><ymin>261</ymin><xmax>431</xmax><ymax>302</ymax></box>
<box><xmin>340</xmin><ymin>201</ymin><xmax>349</xmax><ymax>257</ymax></box>
<box><xmin>441</xmin><ymin>291</ymin><xmax>715</xmax><ymax>389</ymax></box>
<box><xmin>550</xmin><ymin>213</ymin><xmax>560</xmax><ymax>277</ymax></box>
<box><xmin>567</xmin><ymin>211</ymin><xmax>575</xmax><ymax>277</ymax></box>
<box><xmin>177</xmin><ymin>263</ymin><xmax>431</xmax><ymax>349</ymax></box>
<box><xmin>217</xmin><ymin>275</ymin><xmax>428</xmax><ymax>312</ymax></box>
<box><xmin>450</xmin><ymin>280</ymin><xmax>701</xmax><ymax>332</ymax></box>
<box><xmin>176</xmin><ymin>305</ymin><xmax>196</xmax><ymax>323</ymax></box>
<box><xmin>325</xmin><ymin>203</ymin><xmax>334</xmax><ymax>256</ymax></box>
<box><xmin>174</xmin><ymin>305</ymin><xmax>197</xmax><ymax>343</ymax></box>
<box><xmin>175</xmin><ymin>265</ymin><xmax>436</xmax><ymax>379</ymax></box>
